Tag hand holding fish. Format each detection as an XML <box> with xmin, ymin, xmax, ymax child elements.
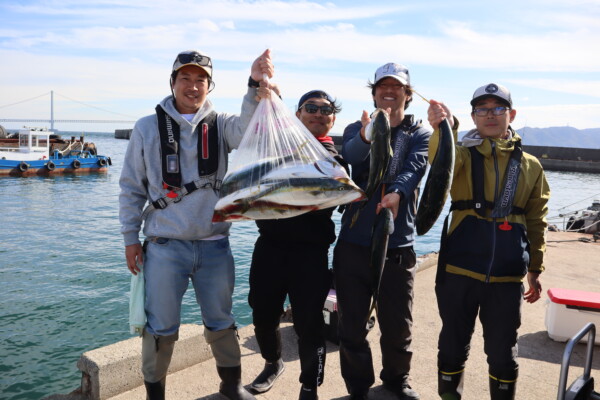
<box><xmin>255</xmin><ymin>81</ymin><xmax>280</xmax><ymax>101</ymax></box>
<box><xmin>251</xmin><ymin>49</ymin><xmax>278</xmax><ymax>100</ymax></box>
<box><xmin>377</xmin><ymin>192</ymin><xmax>401</xmax><ymax>220</ymax></box>
<box><xmin>359</xmin><ymin>110</ymin><xmax>372</xmax><ymax>143</ymax></box>
<box><xmin>361</xmin><ymin>108</ymin><xmax>392</xmax><ymax>142</ymax></box>
<box><xmin>427</xmin><ymin>99</ymin><xmax>454</xmax><ymax>131</ymax></box>
<box><xmin>251</xmin><ymin>49</ymin><xmax>274</xmax><ymax>81</ymax></box>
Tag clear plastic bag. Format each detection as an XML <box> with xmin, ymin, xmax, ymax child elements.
<box><xmin>213</xmin><ymin>94</ymin><xmax>364</xmax><ymax>222</ymax></box>
<box><xmin>129</xmin><ymin>265</ymin><xmax>145</xmax><ymax>335</ymax></box>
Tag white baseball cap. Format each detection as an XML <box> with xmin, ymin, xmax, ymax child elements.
<box><xmin>471</xmin><ymin>83</ymin><xmax>512</xmax><ymax>107</ymax></box>
<box><xmin>374</xmin><ymin>63</ymin><xmax>410</xmax><ymax>86</ymax></box>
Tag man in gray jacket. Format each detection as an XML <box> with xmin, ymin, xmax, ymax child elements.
<box><xmin>119</xmin><ymin>49</ymin><xmax>274</xmax><ymax>400</ymax></box>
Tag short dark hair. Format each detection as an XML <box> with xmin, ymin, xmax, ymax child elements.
<box><xmin>368</xmin><ymin>80</ymin><xmax>413</xmax><ymax>110</ymax></box>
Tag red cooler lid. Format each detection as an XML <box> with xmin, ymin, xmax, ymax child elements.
<box><xmin>547</xmin><ymin>288</ymin><xmax>600</xmax><ymax>309</ymax></box>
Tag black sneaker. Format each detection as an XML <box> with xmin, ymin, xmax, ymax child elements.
<box><xmin>250</xmin><ymin>359</ymin><xmax>285</xmax><ymax>393</ymax></box>
<box><xmin>298</xmin><ymin>384</ymin><xmax>318</xmax><ymax>400</ymax></box>
<box><xmin>383</xmin><ymin>377</ymin><xmax>420</xmax><ymax>400</ymax></box>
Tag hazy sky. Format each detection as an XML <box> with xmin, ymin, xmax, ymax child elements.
<box><xmin>1</xmin><ymin>0</ymin><xmax>599</xmax><ymax>134</ymax></box>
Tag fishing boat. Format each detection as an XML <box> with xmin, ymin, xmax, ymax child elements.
<box><xmin>563</xmin><ymin>199</ymin><xmax>600</xmax><ymax>234</ymax></box>
<box><xmin>0</xmin><ymin>127</ymin><xmax>111</xmax><ymax>177</ymax></box>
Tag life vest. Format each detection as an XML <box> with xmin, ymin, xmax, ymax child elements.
<box><xmin>436</xmin><ymin>140</ymin><xmax>525</xmax><ymax>284</ymax></box>
<box><xmin>141</xmin><ymin>106</ymin><xmax>220</xmax><ymax>219</ymax></box>
<box><xmin>450</xmin><ymin>140</ymin><xmax>524</xmax><ymax>218</ymax></box>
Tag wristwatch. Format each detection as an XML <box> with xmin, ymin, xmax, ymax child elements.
<box><xmin>248</xmin><ymin>76</ymin><xmax>260</xmax><ymax>88</ymax></box>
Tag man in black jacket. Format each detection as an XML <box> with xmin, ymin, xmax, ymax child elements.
<box><xmin>248</xmin><ymin>90</ymin><xmax>346</xmax><ymax>400</ymax></box>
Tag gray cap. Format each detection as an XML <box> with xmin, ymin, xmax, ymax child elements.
<box><xmin>374</xmin><ymin>63</ymin><xmax>410</xmax><ymax>86</ymax></box>
<box><xmin>471</xmin><ymin>83</ymin><xmax>512</xmax><ymax>107</ymax></box>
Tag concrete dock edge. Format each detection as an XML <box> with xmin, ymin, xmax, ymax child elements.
<box><xmin>67</xmin><ymin>324</ymin><xmax>210</xmax><ymax>400</ymax></box>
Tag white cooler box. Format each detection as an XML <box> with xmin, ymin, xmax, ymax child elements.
<box><xmin>545</xmin><ymin>288</ymin><xmax>600</xmax><ymax>345</ymax></box>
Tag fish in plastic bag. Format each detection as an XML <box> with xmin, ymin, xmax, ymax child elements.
<box><xmin>213</xmin><ymin>94</ymin><xmax>365</xmax><ymax>222</ymax></box>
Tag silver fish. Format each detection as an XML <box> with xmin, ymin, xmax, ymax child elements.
<box><xmin>415</xmin><ymin>118</ymin><xmax>455</xmax><ymax>235</ymax></box>
<box><xmin>367</xmin><ymin>207</ymin><xmax>394</xmax><ymax>318</ymax></box>
<box><xmin>213</xmin><ymin>176</ymin><xmax>365</xmax><ymax>222</ymax></box>
<box><xmin>364</xmin><ymin>109</ymin><xmax>392</xmax><ymax>200</ymax></box>
<box><xmin>350</xmin><ymin>109</ymin><xmax>392</xmax><ymax>228</ymax></box>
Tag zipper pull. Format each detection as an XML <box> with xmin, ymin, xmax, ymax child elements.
<box><xmin>499</xmin><ymin>217</ymin><xmax>512</xmax><ymax>231</ymax></box>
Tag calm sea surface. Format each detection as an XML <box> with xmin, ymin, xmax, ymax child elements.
<box><xmin>1</xmin><ymin>132</ymin><xmax>599</xmax><ymax>399</ymax></box>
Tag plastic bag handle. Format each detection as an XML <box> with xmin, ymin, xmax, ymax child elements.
<box><xmin>262</xmin><ymin>73</ymin><xmax>269</xmax><ymax>85</ymax></box>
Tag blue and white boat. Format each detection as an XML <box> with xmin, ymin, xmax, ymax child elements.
<box><xmin>0</xmin><ymin>127</ymin><xmax>111</xmax><ymax>176</ymax></box>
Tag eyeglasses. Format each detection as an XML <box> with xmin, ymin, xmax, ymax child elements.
<box><xmin>300</xmin><ymin>103</ymin><xmax>334</xmax><ymax>115</ymax></box>
<box><xmin>473</xmin><ymin>106</ymin><xmax>510</xmax><ymax>117</ymax></box>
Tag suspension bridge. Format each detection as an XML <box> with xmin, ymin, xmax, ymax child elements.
<box><xmin>0</xmin><ymin>91</ymin><xmax>137</xmax><ymax>130</ymax></box>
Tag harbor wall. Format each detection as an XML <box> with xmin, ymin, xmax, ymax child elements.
<box><xmin>113</xmin><ymin>130</ymin><xmax>599</xmax><ymax>172</ymax></box>
<box><xmin>330</xmin><ymin>136</ymin><xmax>600</xmax><ymax>173</ymax></box>
<box><xmin>44</xmin><ymin>324</ymin><xmax>211</xmax><ymax>400</ymax></box>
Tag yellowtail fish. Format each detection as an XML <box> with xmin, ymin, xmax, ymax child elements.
<box><xmin>367</xmin><ymin>207</ymin><xmax>394</xmax><ymax>319</ymax></box>
<box><xmin>415</xmin><ymin>118</ymin><xmax>455</xmax><ymax>235</ymax></box>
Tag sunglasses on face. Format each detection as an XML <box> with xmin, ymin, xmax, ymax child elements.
<box><xmin>473</xmin><ymin>106</ymin><xmax>510</xmax><ymax>117</ymax></box>
<box><xmin>300</xmin><ymin>103</ymin><xmax>334</xmax><ymax>115</ymax></box>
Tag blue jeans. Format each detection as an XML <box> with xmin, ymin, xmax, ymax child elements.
<box><xmin>143</xmin><ymin>237</ymin><xmax>236</xmax><ymax>336</ymax></box>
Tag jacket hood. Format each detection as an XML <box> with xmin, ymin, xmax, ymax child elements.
<box><xmin>461</xmin><ymin>126</ymin><xmax>519</xmax><ymax>148</ymax></box>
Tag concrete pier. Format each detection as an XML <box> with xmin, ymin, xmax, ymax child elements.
<box><xmin>45</xmin><ymin>231</ymin><xmax>600</xmax><ymax>400</ymax></box>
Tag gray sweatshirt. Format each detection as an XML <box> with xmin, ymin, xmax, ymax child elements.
<box><xmin>119</xmin><ymin>89</ymin><xmax>259</xmax><ymax>246</ymax></box>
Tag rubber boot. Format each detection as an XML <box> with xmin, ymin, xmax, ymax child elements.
<box><xmin>141</xmin><ymin>330</ymin><xmax>178</xmax><ymax>400</ymax></box>
<box><xmin>144</xmin><ymin>380</ymin><xmax>165</xmax><ymax>400</ymax></box>
<box><xmin>217</xmin><ymin>365</ymin><xmax>256</xmax><ymax>400</ymax></box>
<box><xmin>489</xmin><ymin>375</ymin><xmax>517</xmax><ymax>400</ymax></box>
<box><xmin>438</xmin><ymin>368</ymin><xmax>464</xmax><ymax>400</ymax></box>
<box><xmin>250</xmin><ymin>358</ymin><xmax>285</xmax><ymax>393</ymax></box>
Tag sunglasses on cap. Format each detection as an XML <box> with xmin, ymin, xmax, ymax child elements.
<box><xmin>173</xmin><ymin>52</ymin><xmax>213</xmax><ymax>74</ymax></box>
<box><xmin>300</xmin><ymin>103</ymin><xmax>334</xmax><ymax>115</ymax></box>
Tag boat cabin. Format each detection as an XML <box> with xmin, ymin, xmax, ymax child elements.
<box><xmin>0</xmin><ymin>128</ymin><xmax>51</xmax><ymax>161</ymax></box>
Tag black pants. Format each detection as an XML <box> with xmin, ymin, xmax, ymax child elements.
<box><xmin>436</xmin><ymin>273</ymin><xmax>523</xmax><ymax>378</ymax></box>
<box><xmin>333</xmin><ymin>240</ymin><xmax>417</xmax><ymax>393</ymax></box>
<box><xmin>248</xmin><ymin>236</ymin><xmax>332</xmax><ymax>387</ymax></box>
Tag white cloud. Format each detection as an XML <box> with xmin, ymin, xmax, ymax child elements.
<box><xmin>1</xmin><ymin>0</ymin><xmax>600</xmax><ymax>130</ymax></box>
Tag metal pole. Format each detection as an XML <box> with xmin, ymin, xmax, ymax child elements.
<box><xmin>51</xmin><ymin>90</ymin><xmax>54</xmax><ymax>131</ymax></box>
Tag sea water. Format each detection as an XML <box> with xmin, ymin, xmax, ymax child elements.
<box><xmin>0</xmin><ymin>133</ymin><xmax>598</xmax><ymax>399</ymax></box>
